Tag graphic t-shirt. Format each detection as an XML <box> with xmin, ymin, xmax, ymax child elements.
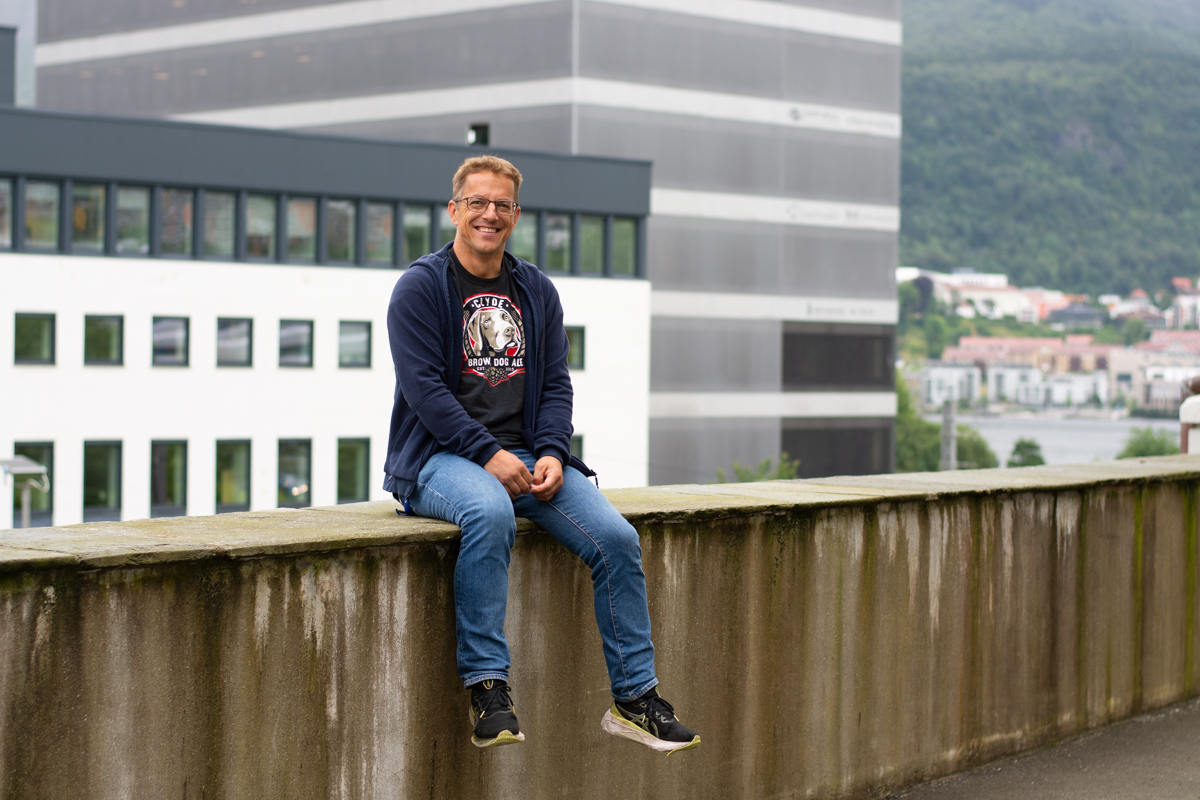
<box><xmin>450</xmin><ymin>250</ymin><xmax>527</xmax><ymax>450</ymax></box>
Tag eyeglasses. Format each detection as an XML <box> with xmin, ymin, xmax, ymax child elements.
<box><xmin>455</xmin><ymin>196</ymin><xmax>519</xmax><ymax>216</ymax></box>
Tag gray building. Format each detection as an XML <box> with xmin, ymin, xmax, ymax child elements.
<box><xmin>27</xmin><ymin>0</ymin><xmax>901</xmax><ymax>483</ymax></box>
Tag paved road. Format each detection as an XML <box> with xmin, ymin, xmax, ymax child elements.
<box><xmin>885</xmin><ymin>699</ymin><xmax>1200</xmax><ymax>800</ymax></box>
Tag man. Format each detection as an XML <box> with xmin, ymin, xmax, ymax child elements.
<box><xmin>384</xmin><ymin>155</ymin><xmax>699</xmax><ymax>753</ymax></box>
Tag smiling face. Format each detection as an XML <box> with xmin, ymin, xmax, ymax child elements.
<box><xmin>449</xmin><ymin>171</ymin><xmax>521</xmax><ymax>268</ymax></box>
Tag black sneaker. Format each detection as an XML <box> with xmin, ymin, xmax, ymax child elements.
<box><xmin>601</xmin><ymin>689</ymin><xmax>700</xmax><ymax>754</ymax></box>
<box><xmin>469</xmin><ymin>679</ymin><xmax>525</xmax><ymax>748</ymax></box>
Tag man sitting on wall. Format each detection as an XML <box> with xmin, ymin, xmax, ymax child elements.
<box><xmin>383</xmin><ymin>154</ymin><xmax>700</xmax><ymax>753</ymax></box>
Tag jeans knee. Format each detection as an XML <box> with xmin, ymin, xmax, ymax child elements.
<box><xmin>598</xmin><ymin>520</ymin><xmax>642</xmax><ymax>564</ymax></box>
<box><xmin>457</xmin><ymin>489</ymin><xmax>515</xmax><ymax>546</ymax></box>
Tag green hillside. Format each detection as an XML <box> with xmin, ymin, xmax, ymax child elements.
<box><xmin>902</xmin><ymin>0</ymin><xmax>1200</xmax><ymax>296</ymax></box>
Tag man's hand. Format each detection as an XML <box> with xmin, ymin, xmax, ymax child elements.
<box><xmin>530</xmin><ymin>456</ymin><xmax>563</xmax><ymax>502</ymax></box>
<box><xmin>484</xmin><ymin>449</ymin><xmax>533</xmax><ymax>499</ymax></box>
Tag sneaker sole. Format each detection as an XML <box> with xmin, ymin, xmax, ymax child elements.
<box><xmin>469</xmin><ymin>710</ymin><xmax>525</xmax><ymax>748</ymax></box>
<box><xmin>600</xmin><ymin>709</ymin><xmax>701</xmax><ymax>754</ymax></box>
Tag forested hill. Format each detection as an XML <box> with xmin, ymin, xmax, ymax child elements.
<box><xmin>901</xmin><ymin>0</ymin><xmax>1200</xmax><ymax>296</ymax></box>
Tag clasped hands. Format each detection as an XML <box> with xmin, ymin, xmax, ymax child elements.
<box><xmin>484</xmin><ymin>450</ymin><xmax>562</xmax><ymax>500</ymax></box>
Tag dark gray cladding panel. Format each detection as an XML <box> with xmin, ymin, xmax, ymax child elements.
<box><xmin>306</xmin><ymin>105</ymin><xmax>573</xmax><ymax>158</ymax></box>
<box><xmin>781</xmin><ymin>417</ymin><xmax>895</xmax><ymax>476</ymax></box>
<box><xmin>579</xmin><ymin>106</ymin><xmax>899</xmax><ymax>204</ymax></box>
<box><xmin>37</xmin><ymin>4</ymin><xmax>572</xmax><ymax>118</ymax></box>
<box><xmin>650</xmin><ymin>318</ymin><xmax>781</xmax><ymax>393</ymax></box>
<box><xmin>0</xmin><ymin>106</ymin><xmax>650</xmax><ymax>214</ymax></box>
<box><xmin>39</xmin><ymin>0</ymin><xmax>353</xmax><ymax>42</ymax></box>
<box><xmin>648</xmin><ymin>418</ymin><xmax>781</xmax><ymax>486</ymax></box>
<box><xmin>0</xmin><ymin>26</ymin><xmax>14</xmax><ymax>106</ymax></box>
<box><xmin>580</xmin><ymin>2</ymin><xmax>901</xmax><ymax>112</ymax></box>
<box><xmin>773</xmin><ymin>0</ymin><xmax>901</xmax><ymax>19</ymax></box>
<box><xmin>646</xmin><ymin>216</ymin><xmax>896</xmax><ymax>297</ymax></box>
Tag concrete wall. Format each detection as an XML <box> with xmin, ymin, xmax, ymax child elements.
<box><xmin>3</xmin><ymin>456</ymin><xmax>1200</xmax><ymax>798</ymax></box>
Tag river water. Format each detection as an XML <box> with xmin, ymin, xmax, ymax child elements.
<box><xmin>923</xmin><ymin>414</ymin><xmax>1181</xmax><ymax>466</ymax></box>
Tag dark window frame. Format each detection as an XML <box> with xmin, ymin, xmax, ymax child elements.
<box><xmin>84</xmin><ymin>314</ymin><xmax>124</xmax><ymax>366</ymax></box>
<box><xmin>781</xmin><ymin>322</ymin><xmax>896</xmax><ymax>392</ymax></box>
<box><xmin>278</xmin><ymin>438</ymin><xmax>313</xmax><ymax>509</ymax></box>
<box><xmin>82</xmin><ymin>439</ymin><xmax>122</xmax><ymax>523</ymax></box>
<box><xmin>20</xmin><ymin>177</ymin><xmax>63</xmax><ymax>253</ymax></box>
<box><xmin>216</xmin><ymin>317</ymin><xmax>254</xmax><ymax>367</ymax></box>
<box><xmin>150</xmin><ymin>439</ymin><xmax>188</xmax><ymax>519</ymax></box>
<box><xmin>570</xmin><ymin>434</ymin><xmax>584</xmax><ymax>461</ymax></box>
<box><xmin>565</xmin><ymin>325</ymin><xmax>585</xmax><ymax>370</ymax></box>
<box><xmin>0</xmin><ymin>174</ymin><xmax>13</xmax><ymax>251</ymax></box>
<box><xmin>12</xmin><ymin>441</ymin><xmax>53</xmax><ymax>528</ymax></box>
<box><xmin>151</xmin><ymin>316</ymin><xmax>190</xmax><ymax>367</ymax></box>
<box><xmin>215</xmin><ymin>439</ymin><xmax>252</xmax><ymax>514</ymax></box>
<box><xmin>337</xmin><ymin>437</ymin><xmax>371</xmax><ymax>504</ymax></box>
<box><xmin>279</xmin><ymin>319</ymin><xmax>314</xmax><ymax>368</ymax></box>
<box><xmin>338</xmin><ymin>320</ymin><xmax>372</xmax><ymax>369</ymax></box>
<box><xmin>14</xmin><ymin>312</ymin><xmax>56</xmax><ymax>365</ymax></box>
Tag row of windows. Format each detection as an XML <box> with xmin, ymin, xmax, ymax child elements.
<box><xmin>0</xmin><ymin>176</ymin><xmax>643</xmax><ymax>277</ymax></box>
<box><xmin>13</xmin><ymin>313</ymin><xmax>372</xmax><ymax>368</ymax></box>
<box><xmin>11</xmin><ymin>434</ymin><xmax>586</xmax><ymax>526</ymax></box>
<box><xmin>12</xmin><ymin>313</ymin><xmax>586</xmax><ymax>369</ymax></box>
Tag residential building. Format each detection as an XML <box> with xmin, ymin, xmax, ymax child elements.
<box><xmin>922</xmin><ymin>362</ymin><xmax>981</xmax><ymax>408</ymax></box>
<box><xmin>26</xmin><ymin>0</ymin><xmax>903</xmax><ymax>482</ymax></box>
<box><xmin>1</xmin><ymin>105</ymin><xmax>653</xmax><ymax>528</ymax></box>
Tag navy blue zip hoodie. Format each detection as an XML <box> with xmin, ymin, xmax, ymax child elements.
<box><xmin>383</xmin><ymin>242</ymin><xmax>589</xmax><ymax>501</ymax></box>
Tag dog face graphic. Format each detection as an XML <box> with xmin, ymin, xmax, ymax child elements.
<box><xmin>465</xmin><ymin>307</ymin><xmax>522</xmax><ymax>357</ymax></box>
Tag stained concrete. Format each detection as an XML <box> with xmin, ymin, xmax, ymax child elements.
<box><xmin>2</xmin><ymin>456</ymin><xmax>1200</xmax><ymax>798</ymax></box>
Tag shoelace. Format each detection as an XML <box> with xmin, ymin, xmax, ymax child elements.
<box><xmin>474</xmin><ymin>682</ymin><xmax>515</xmax><ymax>718</ymax></box>
<box><xmin>643</xmin><ymin>695</ymin><xmax>677</xmax><ymax>725</ymax></box>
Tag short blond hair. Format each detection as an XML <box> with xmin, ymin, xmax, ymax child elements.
<box><xmin>452</xmin><ymin>155</ymin><xmax>523</xmax><ymax>203</ymax></box>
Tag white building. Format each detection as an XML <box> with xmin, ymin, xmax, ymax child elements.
<box><xmin>922</xmin><ymin>363</ymin><xmax>982</xmax><ymax>408</ymax></box>
<box><xmin>986</xmin><ymin>364</ymin><xmax>1044</xmax><ymax>404</ymax></box>
<box><xmin>1044</xmin><ymin>373</ymin><xmax>1107</xmax><ymax>407</ymax></box>
<box><xmin>1</xmin><ymin>108</ymin><xmax>652</xmax><ymax>529</ymax></box>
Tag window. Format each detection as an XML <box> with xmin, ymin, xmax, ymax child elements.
<box><xmin>612</xmin><ymin>218</ymin><xmax>636</xmax><ymax>276</ymax></box>
<box><xmin>579</xmin><ymin>215</ymin><xmax>604</xmax><ymax>274</ymax></box>
<box><xmin>467</xmin><ymin>122</ymin><xmax>489</xmax><ymax>146</ymax></box>
<box><xmin>204</xmin><ymin>191</ymin><xmax>236</xmax><ymax>258</ymax></box>
<box><xmin>339</xmin><ymin>320</ymin><xmax>371</xmax><ymax>368</ymax></box>
<box><xmin>0</xmin><ymin>178</ymin><xmax>11</xmax><ymax>248</ymax></box>
<box><xmin>151</xmin><ymin>441</ymin><xmax>187</xmax><ymax>518</ymax></box>
<box><xmin>152</xmin><ymin>316</ymin><xmax>189</xmax><ymax>366</ymax></box>
<box><xmin>83</xmin><ymin>441</ymin><xmax>121</xmax><ymax>522</ymax></box>
<box><xmin>160</xmin><ymin>188</ymin><xmax>194</xmax><ymax>256</ymax></box>
<box><xmin>781</xmin><ymin>419</ymin><xmax>892</xmax><ymax>478</ymax></box>
<box><xmin>565</xmin><ymin>326</ymin><xmax>585</xmax><ymax>370</ymax></box>
<box><xmin>570</xmin><ymin>435</ymin><xmax>583</xmax><ymax>460</ymax></box>
<box><xmin>403</xmin><ymin>204</ymin><xmax>431</xmax><ymax>263</ymax></box>
<box><xmin>217</xmin><ymin>318</ymin><xmax>253</xmax><ymax>366</ymax></box>
<box><xmin>71</xmin><ymin>183</ymin><xmax>106</xmax><ymax>253</ymax></box>
<box><xmin>278</xmin><ymin>439</ymin><xmax>311</xmax><ymax>508</ymax></box>
<box><xmin>326</xmin><ymin>199</ymin><xmax>355</xmax><ymax>262</ymax></box>
<box><xmin>246</xmin><ymin>194</ymin><xmax>277</xmax><ymax>259</ymax></box>
<box><xmin>116</xmin><ymin>186</ymin><xmax>150</xmax><ymax>255</ymax></box>
<box><xmin>337</xmin><ymin>438</ymin><xmax>370</xmax><ymax>503</ymax></box>
<box><xmin>508</xmin><ymin>212</ymin><xmax>536</xmax><ymax>262</ymax></box>
<box><xmin>24</xmin><ymin>181</ymin><xmax>60</xmax><ymax>250</ymax></box>
<box><xmin>12</xmin><ymin>442</ymin><xmax>53</xmax><ymax>528</ymax></box>
<box><xmin>781</xmin><ymin>324</ymin><xmax>894</xmax><ymax>390</ymax></box>
<box><xmin>14</xmin><ymin>313</ymin><xmax>55</xmax><ymax>364</ymax></box>
<box><xmin>438</xmin><ymin>206</ymin><xmax>455</xmax><ymax>249</ymax></box>
<box><xmin>216</xmin><ymin>440</ymin><xmax>251</xmax><ymax>513</ymax></box>
<box><xmin>286</xmin><ymin>197</ymin><xmax>316</xmax><ymax>261</ymax></box>
<box><xmin>84</xmin><ymin>315</ymin><xmax>123</xmax><ymax>365</ymax></box>
<box><xmin>365</xmin><ymin>202</ymin><xmax>394</xmax><ymax>264</ymax></box>
<box><xmin>279</xmin><ymin>319</ymin><xmax>313</xmax><ymax>367</ymax></box>
<box><xmin>544</xmin><ymin>213</ymin><xmax>570</xmax><ymax>272</ymax></box>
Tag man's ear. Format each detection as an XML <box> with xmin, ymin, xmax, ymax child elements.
<box><xmin>447</xmin><ymin>199</ymin><xmax>458</xmax><ymax>227</ymax></box>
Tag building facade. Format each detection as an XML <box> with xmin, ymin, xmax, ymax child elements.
<box><xmin>1</xmin><ymin>106</ymin><xmax>652</xmax><ymax>528</ymax></box>
<box><xmin>27</xmin><ymin>0</ymin><xmax>902</xmax><ymax>483</ymax></box>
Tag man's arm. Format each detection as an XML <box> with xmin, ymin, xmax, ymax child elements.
<box><xmin>531</xmin><ymin>277</ymin><xmax>574</xmax><ymax>470</ymax></box>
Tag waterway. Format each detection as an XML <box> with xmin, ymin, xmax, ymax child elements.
<box><xmin>924</xmin><ymin>414</ymin><xmax>1180</xmax><ymax>466</ymax></box>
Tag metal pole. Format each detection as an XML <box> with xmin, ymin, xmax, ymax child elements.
<box><xmin>20</xmin><ymin>481</ymin><xmax>31</xmax><ymax>529</ymax></box>
<box><xmin>940</xmin><ymin>399</ymin><xmax>957</xmax><ymax>471</ymax></box>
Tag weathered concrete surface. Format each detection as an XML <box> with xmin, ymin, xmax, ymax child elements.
<box><xmin>2</xmin><ymin>456</ymin><xmax>1200</xmax><ymax>799</ymax></box>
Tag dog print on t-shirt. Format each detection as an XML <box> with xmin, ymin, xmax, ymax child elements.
<box><xmin>462</xmin><ymin>293</ymin><xmax>525</xmax><ymax>386</ymax></box>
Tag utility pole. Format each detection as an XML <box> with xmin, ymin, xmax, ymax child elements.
<box><xmin>940</xmin><ymin>398</ymin><xmax>957</xmax><ymax>471</ymax></box>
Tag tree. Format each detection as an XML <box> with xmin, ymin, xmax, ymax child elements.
<box><xmin>716</xmin><ymin>453</ymin><xmax>800</xmax><ymax>483</ymax></box>
<box><xmin>1117</xmin><ymin>427</ymin><xmax>1180</xmax><ymax>459</ymax></box>
<box><xmin>1123</xmin><ymin>316</ymin><xmax>1149</xmax><ymax>347</ymax></box>
<box><xmin>1007</xmin><ymin>437</ymin><xmax>1046</xmax><ymax>467</ymax></box>
<box><xmin>895</xmin><ymin>377</ymin><xmax>941</xmax><ymax>472</ymax></box>
<box><xmin>956</xmin><ymin>425</ymin><xmax>999</xmax><ymax>469</ymax></box>
<box><xmin>924</xmin><ymin>314</ymin><xmax>948</xmax><ymax>360</ymax></box>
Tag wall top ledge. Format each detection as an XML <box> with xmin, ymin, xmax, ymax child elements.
<box><xmin>3</xmin><ymin>456</ymin><xmax>1199</xmax><ymax>572</ymax></box>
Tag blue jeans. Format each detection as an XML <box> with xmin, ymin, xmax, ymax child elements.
<box><xmin>408</xmin><ymin>448</ymin><xmax>658</xmax><ymax>701</ymax></box>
